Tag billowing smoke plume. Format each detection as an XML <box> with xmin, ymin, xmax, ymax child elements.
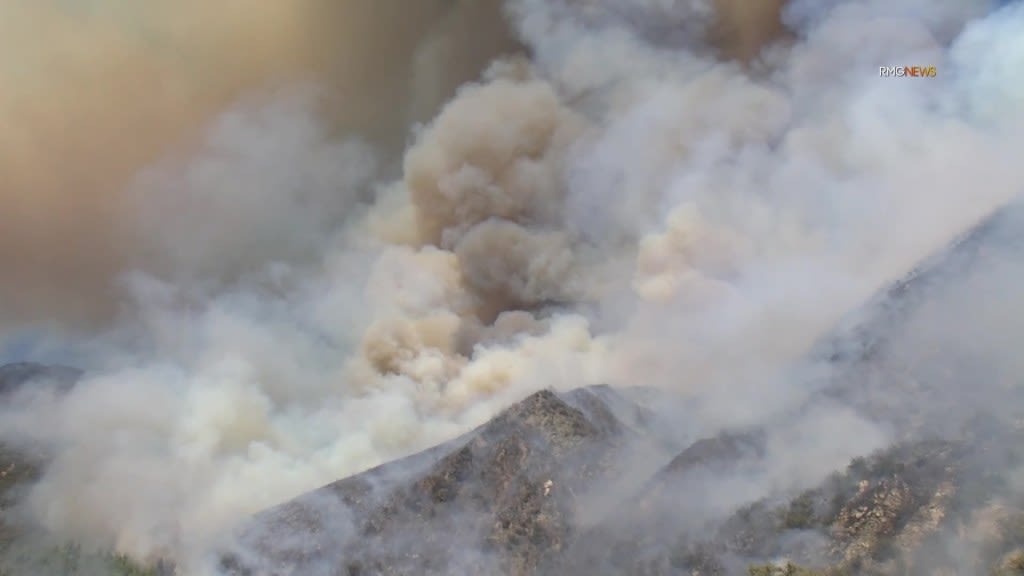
<box><xmin>0</xmin><ymin>0</ymin><xmax>517</xmax><ymax>330</ymax></box>
<box><xmin>1</xmin><ymin>0</ymin><xmax>1023</xmax><ymax>573</ymax></box>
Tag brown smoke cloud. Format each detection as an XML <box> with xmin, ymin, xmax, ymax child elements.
<box><xmin>0</xmin><ymin>0</ymin><xmax>518</xmax><ymax>331</ymax></box>
<box><xmin>0</xmin><ymin>0</ymin><xmax>780</xmax><ymax>334</ymax></box>
<box><xmin>0</xmin><ymin>0</ymin><xmax>315</xmax><ymax>327</ymax></box>
<box><xmin>711</xmin><ymin>0</ymin><xmax>790</xmax><ymax>61</ymax></box>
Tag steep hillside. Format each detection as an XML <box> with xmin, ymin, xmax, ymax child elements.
<box><xmin>220</xmin><ymin>385</ymin><xmax>675</xmax><ymax>576</ymax></box>
<box><xmin>218</xmin><ymin>200</ymin><xmax>1024</xmax><ymax>575</ymax></box>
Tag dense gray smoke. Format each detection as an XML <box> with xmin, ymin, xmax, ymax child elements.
<box><xmin>1</xmin><ymin>0</ymin><xmax>1023</xmax><ymax>573</ymax></box>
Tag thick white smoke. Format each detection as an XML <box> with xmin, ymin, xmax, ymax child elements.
<box><xmin>1</xmin><ymin>0</ymin><xmax>1023</xmax><ymax>573</ymax></box>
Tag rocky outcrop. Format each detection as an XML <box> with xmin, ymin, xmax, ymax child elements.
<box><xmin>221</xmin><ymin>386</ymin><xmax>672</xmax><ymax>576</ymax></box>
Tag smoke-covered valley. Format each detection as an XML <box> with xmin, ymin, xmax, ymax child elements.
<box><xmin>2</xmin><ymin>0</ymin><xmax>1024</xmax><ymax>574</ymax></box>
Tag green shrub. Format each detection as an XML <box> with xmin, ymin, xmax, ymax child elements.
<box><xmin>782</xmin><ymin>494</ymin><xmax>817</xmax><ymax>530</ymax></box>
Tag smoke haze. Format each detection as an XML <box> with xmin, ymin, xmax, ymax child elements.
<box><xmin>1</xmin><ymin>0</ymin><xmax>1023</xmax><ymax>573</ymax></box>
<box><xmin>0</xmin><ymin>0</ymin><xmax>517</xmax><ymax>330</ymax></box>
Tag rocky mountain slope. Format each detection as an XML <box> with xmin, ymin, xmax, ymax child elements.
<box><xmin>5</xmin><ymin>201</ymin><xmax>1024</xmax><ymax>575</ymax></box>
<box><xmin>220</xmin><ymin>385</ymin><xmax>675</xmax><ymax>576</ymax></box>
<box><xmin>216</xmin><ymin>200</ymin><xmax>1024</xmax><ymax>576</ymax></box>
<box><xmin>216</xmin><ymin>387</ymin><xmax>1024</xmax><ymax>576</ymax></box>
